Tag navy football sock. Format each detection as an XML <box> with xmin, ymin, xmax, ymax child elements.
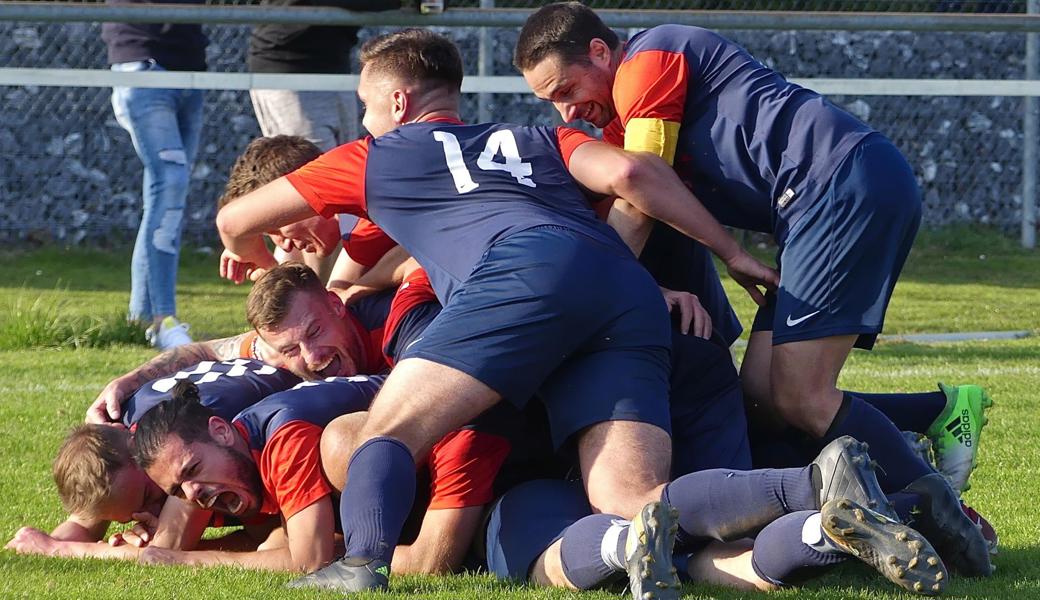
<box><xmin>849</xmin><ymin>389</ymin><xmax>947</xmax><ymax>433</ymax></box>
<box><xmin>559</xmin><ymin>513</ymin><xmax>628</xmax><ymax>589</ymax></box>
<box><xmin>662</xmin><ymin>466</ymin><xmax>816</xmax><ymax>544</ymax></box>
<box><xmin>751</xmin><ymin>511</ymin><xmax>847</xmax><ymax>586</ymax></box>
<box><xmin>339</xmin><ymin>436</ymin><xmax>416</xmax><ymax>563</ymax></box>
<box><xmin>822</xmin><ymin>393</ymin><xmax>934</xmax><ymax>492</ymax></box>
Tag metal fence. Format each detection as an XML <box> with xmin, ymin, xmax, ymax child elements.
<box><xmin>0</xmin><ymin>2</ymin><xmax>1037</xmax><ymax>248</ymax></box>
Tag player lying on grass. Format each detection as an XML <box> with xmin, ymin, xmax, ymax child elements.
<box><xmin>480</xmin><ymin>440</ymin><xmax>951</xmax><ymax>596</ymax></box>
<box><xmin>516</xmin><ymin>2</ymin><xmax>994</xmax><ymax>500</ymax></box>
<box><xmin>11</xmin><ymin>371</ymin><xmax>510</xmax><ymax>575</ymax></box>
<box><xmin>86</xmin><ymin>263</ymin><xmax>436</xmax><ymax>426</ymax></box>
<box><xmin>6</xmin><ymin>359</ymin><xmax>301</xmax><ymax>556</ymax></box>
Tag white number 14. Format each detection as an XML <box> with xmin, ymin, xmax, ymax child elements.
<box><xmin>433</xmin><ymin>129</ymin><xmax>536</xmax><ymax>193</ymax></box>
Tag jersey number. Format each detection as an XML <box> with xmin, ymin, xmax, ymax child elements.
<box><xmin>433</xmin><ymin>130</ymin><xmax>536</xmax><ymax>193</ymax></box>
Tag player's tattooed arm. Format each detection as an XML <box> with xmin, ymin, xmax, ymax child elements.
<box><xmin>85</xmin><ymin>333</ymin><xmax>258</xmax><ymax>424</ymax></box>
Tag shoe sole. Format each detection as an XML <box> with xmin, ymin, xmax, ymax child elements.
<box><xmin>815</xmin><ymin>436</ymin><xmax>898</xmax><ymax>520</ymax></box>
<box><xmin>626</xmin><ymin>502</ymin><xmax>681</xmax><ymax>600</ymax></box>
<box><xmin>904</xmin><ymin>474</ymin><xmax>994</xmax><ymax>577</ymax></box>
<box><xmin>822</xmin><ymin>498</ymin><xmax>947</xmax><ymax>596</ymax></box>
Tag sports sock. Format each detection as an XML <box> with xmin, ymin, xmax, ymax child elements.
<box><xmin>339</xmin><ymin>436</ymin><xmax>416</xmax><ymax>562</ymax></box>
<box><xmin>849</xmin><ymin>389</ymin><xmax>947</xmax><ymax>433</ymax></box>
<box><xmin>662</xmin><ymin>466</ymin><xmax>816</xmax><ymax>544</ymax></box>
<box><xmin>822</xmin><ymin>393</ymin><xmax>934</xmax><ymax>492</ymax></box>
<box><xmin>751</xmin><ymin>511</ymin><xmax>847</xmax><ymax>586</ymax></box>
<box><xmin>559</xmin><ymin>514</ymin><xmax>628</xmax><ymax>589</ymax></box>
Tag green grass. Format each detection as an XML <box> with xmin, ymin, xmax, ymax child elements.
<box><xmin>0</xmin><ymin>230</ymin><xmax>1038</xmax><ymax>599</ymax></box>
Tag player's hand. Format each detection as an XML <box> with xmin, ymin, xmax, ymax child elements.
<box><xmin>87</xmin><ymin>375</ymin><xmax>139</xmax><ymax>424</ymax></box>
<box><xmin>724</xmin><ymin>250</ymin><xmax>779</xmax><ymax>307</ymax></box>
<box><xmin>660</xmin><ymin>287</ymin><xmax>712</xmax><ymax>339</ymax></box>
<box><xmin>108</xmin><ymin>512</ymin><xmax>159</xmax><ymax>548</ymax></box>
<box><xmin>219</xmin><ymin>248</ymin><xmax>277</xmax><ymax>285</ymax></box>
<box><xmin>5</xmin><ymin>527</ymin><xmax>57</xmax><ymax>556</ymax></box>
<box><xmin>137</xmin><ymin>546</ymin><xmax>185</xmax><ymax>566</ymax></box>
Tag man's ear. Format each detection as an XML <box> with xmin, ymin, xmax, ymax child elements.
<box><xmin>327</xmin><ymin>290</ymin><xmax>347</xmax><ymax>318</ymax></box>
<box><xmin>391</xmin><ymin>88</ymin><xmax>409</xmax><ymax>125</ymax></box>
<box><xmin>589</xmin><ymin>38</ymin><xmax>612</xmax><ymax>68</ymax></box>
<box><xmin>208</xmin><ymin>417</ymin><xmax>235</xmax><ymax>447</ymax></box>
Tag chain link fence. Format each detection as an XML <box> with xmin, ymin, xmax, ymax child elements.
<box><xmin>0</xmin><ymin>1</ymin><xmax>1036</xmax><ymax>245</ymax></box>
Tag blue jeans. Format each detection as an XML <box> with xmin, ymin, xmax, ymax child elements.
<box><xmin>111</xmin><ymin>60</ymin><xmax>203</xmax><ymax>322</ymax></box>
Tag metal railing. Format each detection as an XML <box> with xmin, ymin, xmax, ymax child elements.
<box><xmin>0</xmin><ymin>3</ymin><xmax>1037</xmax><ymax>247</ymax></box>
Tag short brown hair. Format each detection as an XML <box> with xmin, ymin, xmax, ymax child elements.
<box><xmin>514</xmin><ymin>2</ymin><xmax>620</xmax><ymax>72</ymax></box>
<box><xmin>53</xmin><ymin>425</ymin><xmax>132</xmax><ymax>517</ymax></box>
<box><xmin>359</xmin><ymin>28</ymin><xmax>463</xmax><ymax>93</ymax></box>
<box><xmin>217</xmin><ymin>135</ymin><xmax>322</xmax><ymax>210</ymax></box>
<box><xmin>246</xmin><ymin>262</ymin><xmax>327</xmax><ymax>331</ymax></box>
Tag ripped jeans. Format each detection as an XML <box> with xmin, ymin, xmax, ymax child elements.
<box><xmin>112</xmin><ymin>60</ymin><xmax>203</xmax><ymax>322</ymax></box>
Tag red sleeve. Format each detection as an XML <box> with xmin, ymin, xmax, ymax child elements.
<box><xmin>238</xmin><ymin>331</ymin><xmax>259</xmax><ymax>359</ymax></box>
<box><xmin>382</xmin><ymin>269</ymin><xmax>437</xmax><ymax>366</ymax></box>
<box><xmin>341</xmin><ymin>217</ymin><xmax>398</xmax><ymax>268</ymax></box>
<box><xmin>613</xmin><ymin>50</ymin><xmax>689</xmax><ymax>126</ymax></box>
<box><xmin>427</xmin><ymin>429</ymin><xmax>510</xmax><ymax>510</ymax></box>
<box><xmin>258</xmin><ymin>421</ymin><xmax>332</xmax><ymax>520</ymax></box>
<box><xmin>602</xmin><ymin>119</ymin><xmax>625</xmax><ymax>148</ymax></box>
<box><xmin>285</xmin><ymin>138</ymin><xmax>371</xmax><ymax>220</ymax></box>
<box><xmin>555</xmin><ymin>126</ymin><xmax>598</xmax><ymax>169</ymax></box>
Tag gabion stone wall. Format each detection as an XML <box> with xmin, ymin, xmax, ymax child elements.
<box><xmin>0</xmin><ymin>21</ymin><xmax>1032</xmax><ymax>245</ymax></box>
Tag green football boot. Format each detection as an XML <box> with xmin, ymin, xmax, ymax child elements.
<box><xmin>925</xmin><ymin>383</ymin><xmax>993</xmax><ymax>494</ymax></box>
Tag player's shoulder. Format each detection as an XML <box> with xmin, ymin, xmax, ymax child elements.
<box><xmin>626</xmin><ymin>24</ymin><xmax>721</xmax><ymax>57</ymax></box>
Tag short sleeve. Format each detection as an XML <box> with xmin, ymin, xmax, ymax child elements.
<box><xmin>238</xmin><ymin>331</ymin><xmax>259</xmax><ymax>359</ymax></box>
<box><xmin>259</xmin><ymin>421</ymin><xmax>332</xmax><ymax>520</ymax></box>
<box><xmin>613</xmin><ymin>50</ymin><xmax>689</xmax><ymax>164</ymax></box>
<box><xmin>555</xmin><ymin>127</ymin><xmax>598</xmax><ymax>169</ymax></box>
<box><xmin>340</xmin><ymin>217</ymin><xmax>398</xmax><ymax>268</ymax></box>
<box><xmin>427</xmin><ymin>429</ymin><xmax>510</xmax><ymax>510</ymax></box>
<box><xmin>285</xmin><ymin>138</ymin><xmax>371</xmax><ymax>220</ymax></box>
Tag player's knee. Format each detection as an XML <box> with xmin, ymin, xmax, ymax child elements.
<box><xmin>587</xmin><ymin>482</ymin><xmax>665</xmax><ymax>519</ymax></box>
<box><xmin>320</xmin><ymin>413</ymin><xmax>367</xmax><ymax>490</ymax></box>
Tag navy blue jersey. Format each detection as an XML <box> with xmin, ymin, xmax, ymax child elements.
<box><xmin>233</xmin><ymin>374</ymin><xmax>384</xmax><ymax>451</ymax></box>
<box><xmin>287</xmin><ymin>121</ymin><xmax>629</xmax><ymax>305</ymax></box>
<box><xmin>121</xmin><ymin>359</ymin><xmax>301</xmax><ymax>426</ymax></box>
<box><xmin>605</xmin><ymin>25</ymin><xmax>875</xmax><ymax>236</ymax></box>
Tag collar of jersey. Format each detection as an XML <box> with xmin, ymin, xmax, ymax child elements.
<box><xmin>420</xmin><ymin>116</ymin><xmax>465</xmax><ymax>125</ymax></box>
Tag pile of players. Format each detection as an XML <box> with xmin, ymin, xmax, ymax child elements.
<box><xmin>8</xmin><ymin>5</ymin><xmax>998</xmax><ymax>598</ymax></box>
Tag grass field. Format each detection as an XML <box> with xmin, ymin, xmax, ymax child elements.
<box><xmin>0</xmin><ymin>228</ymin><xmax>1038</xmax><ymax>599</ymax></box>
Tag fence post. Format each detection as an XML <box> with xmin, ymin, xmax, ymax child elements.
<box><xmin>1025</xmin><ymin>0</ymin><xmax>1038</xmax><ymax>248</ymax></box>
<box><xmin>477</xmin><ymin>0</ymin><xmax>494</xmax><ymax>123</ymax></box>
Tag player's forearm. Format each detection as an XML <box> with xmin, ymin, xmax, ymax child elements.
<box><xmin>50</xmin><ymin>518</ymin><xmax>108</xmax><ymax>543</ymax></box>
<box><xmin>606</xmin><ymin>197</ymin><xmax>655</xmax><ymax>257</ymax></box>
<box><xmin>119</xmin><ymin>342</ymin><xmax>221</xmax><ymax>390</ymax></box>
<box><xmin>612</xmin><ymin>152</ymin><xmax>743</xmax><ymax>264</ymax></box>
<box><xmin>46</xmin><ymin>539</ymin><xmax>141</xmax><ymax>561</ymax></box>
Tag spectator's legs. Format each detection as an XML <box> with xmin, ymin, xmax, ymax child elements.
<box><xmin>112</xmin><ymin>80</ymin><xmax>201</xmax><ymax>328</ymax></box>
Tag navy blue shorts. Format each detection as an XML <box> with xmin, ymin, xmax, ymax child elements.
<box><xmin>753</xmin><ymin>135</ymin><xmax>921</xmax><ymax>350</ymax></box>
<box><xmin>484</xmin><ymin>479</ymin><xmax>590</xmax><ymax>581</ymax></box>
<box><xmin>402</xmin><ymin>225</ymin><xmax>672</xmax><ymax>448</ymax></box>
<box><xmin>668</xmin><ymin>331</ymin><xmax>752</xmax><ymax>476</ymax></box>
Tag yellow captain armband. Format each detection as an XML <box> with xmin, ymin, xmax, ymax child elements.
<box><xmin>624</xmin><ymin>118</ymin><xmax>681</xmax><ymax>166</ymax></box>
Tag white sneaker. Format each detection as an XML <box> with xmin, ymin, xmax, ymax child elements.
<box><xmin>145</xmin><ymin>316</ymin><xmax>192</xmax><ymax>350</ymax></box>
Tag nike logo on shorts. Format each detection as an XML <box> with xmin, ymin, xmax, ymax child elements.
<box><xmin>786</xmin><ymin>311</ymin><xmax>821</xmax><ymax>327</ymax></box>
<box><xmin>404</xmin><ymin>337</ymin><xmax>424</xmax><ymax>351</ymax></box>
